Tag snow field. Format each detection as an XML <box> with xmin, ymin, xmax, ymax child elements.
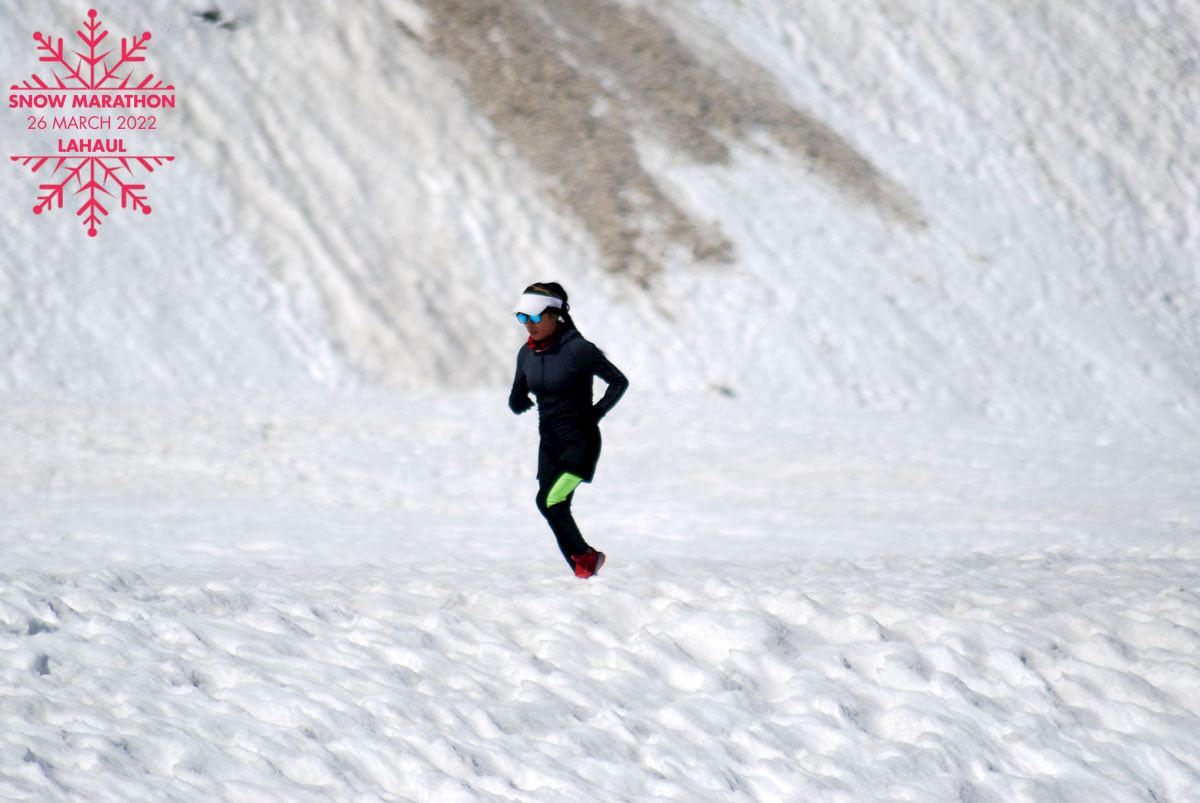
<box><xmin>3</xmin><ymin>0</ymin><xmax>1200</xmax><ymax>798</ymax></box>
<box><xmin>2</xmin><ymin>551</ymin><xmax>1198</xmax><ymax>801</ymax></box>
<box><xmin>1</xmin><ymin>393</ymin><xmax>1198</xmax><ymax>800</ymax></box>
<box><xmin>3</xmin><ymin>393</ymin><xmax>1196</xmax><ymax>570</ymax></box>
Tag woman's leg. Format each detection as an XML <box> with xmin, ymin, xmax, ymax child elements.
<box><xmin>536</xmin><ymin>477</ymin><xmax>589</xmax><ymax>568</ymax></box>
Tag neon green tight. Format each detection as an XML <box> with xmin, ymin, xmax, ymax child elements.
<box><xmin>546</xmin><ymin>472</ymin><xmax>583</xmax><ymax>506</ymax></box>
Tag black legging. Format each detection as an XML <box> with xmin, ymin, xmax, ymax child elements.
<box><xmin>535</xmin><ymin>476</ymin><xmax>592</xmax><ymax>569</ymax></box>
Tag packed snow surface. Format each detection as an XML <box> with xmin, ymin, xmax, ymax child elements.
<box><xmin>4</xmin><ymin>550</ymin><xmax>1199</xmax><ymax>802</ymax></box>
<box><xmin>3</xmin><ymin>397</ymin><xmax>1199</xmax><ymax>801</ymax></box>
<box><xmin>2</xmin><ymin>0</ymin><xmax>1199</xmax><ymax>800</ymax></box>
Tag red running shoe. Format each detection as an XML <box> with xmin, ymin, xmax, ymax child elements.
<box><xmin>572</xmin><ymin>549</ymin><xmax>606</xmax><ymax>579</ymax></box>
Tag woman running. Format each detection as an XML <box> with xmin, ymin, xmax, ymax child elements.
<box><xmin>508</xmin><ymin>282</ymin><xmax>629</xmax><ymax>578</ymax></box>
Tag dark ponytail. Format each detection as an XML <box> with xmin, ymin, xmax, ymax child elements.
<box><xmin>524</xmin><ymin>282</ymin><xmax>577</xmax><ymax>331</ymax></box>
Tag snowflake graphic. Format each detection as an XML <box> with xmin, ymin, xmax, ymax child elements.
<box><xmin>9</xmin><ymin>9</ymin><xmax>175</xmax><ymax>237</ymax></box>
<box><xmin>10</xmin><ymin>154</ymin><xmax>174</xmax><ymax>237</ymax></box>
<box><xmin>12</xmin><ymin>8</ymin><xmax>174</xmax><ymax>92</ymax></box>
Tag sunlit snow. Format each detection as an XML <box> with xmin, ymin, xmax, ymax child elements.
<box><xmin>1</xmin><ymin>0</ymin><xmax>1198</xmax><ymax>801</ymax></box>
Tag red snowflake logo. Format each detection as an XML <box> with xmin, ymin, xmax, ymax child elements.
<box><xmin>13</xmin><ymin>8</ymin><xmax>174</xmax><ymax>91</ymax></box>
<box><xmin>10</xmin><ymin>153</ymin><xmax>174</xmax><ymax>237</ymax></box>
<box><xmin>8</xmin><ymin>9</ymin><xmax>176</xmax><ymax>237</ymax></box>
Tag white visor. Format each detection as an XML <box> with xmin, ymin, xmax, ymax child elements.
<box><xmin>513</xmin><ymin>293</ymin><xmax>564</xmax><ymax>316</ymax></box>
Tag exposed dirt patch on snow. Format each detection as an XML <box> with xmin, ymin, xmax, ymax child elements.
<box><xmin>419</xmin><ymin>0</ymin><xmax>922</xmax><ymax>283</ymax></box>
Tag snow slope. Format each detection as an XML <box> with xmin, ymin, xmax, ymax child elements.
<box><xmin>1</xmin><ymin>0</ymin><xmax>1197</xmax><ymax>431</ymax></box>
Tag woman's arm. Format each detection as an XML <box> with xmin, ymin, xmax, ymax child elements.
<box><xmin>509</xmin><ymin>360</ymin><xmax>533</xmax><ymax>414</ymax></box>
<box><xmin>590</xmin><ymin>347</ymin><xmax>629</xmax><ymax>420</ymax></box>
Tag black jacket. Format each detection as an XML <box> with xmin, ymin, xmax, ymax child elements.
<box><xmin>508</xmin><ymin>327</ymin><xmax>629</xmax><ymax>482</ymax></box>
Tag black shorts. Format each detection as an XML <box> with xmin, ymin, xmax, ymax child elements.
<box><xmin>537</xmin><ymin>423</ymin><xmax>601</xmax><ymax>482</ymax></box>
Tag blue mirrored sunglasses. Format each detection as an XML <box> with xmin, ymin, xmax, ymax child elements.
<box><xmin>516</xmin><ymin>311</ymin><xmax>547</xmax><ymax>324</ymax></box>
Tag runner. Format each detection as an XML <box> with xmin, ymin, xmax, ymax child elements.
<box><xmin>508</xmin><ymin>282</ymin><xmax>629</xmax><ymax>578</ymax></box>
